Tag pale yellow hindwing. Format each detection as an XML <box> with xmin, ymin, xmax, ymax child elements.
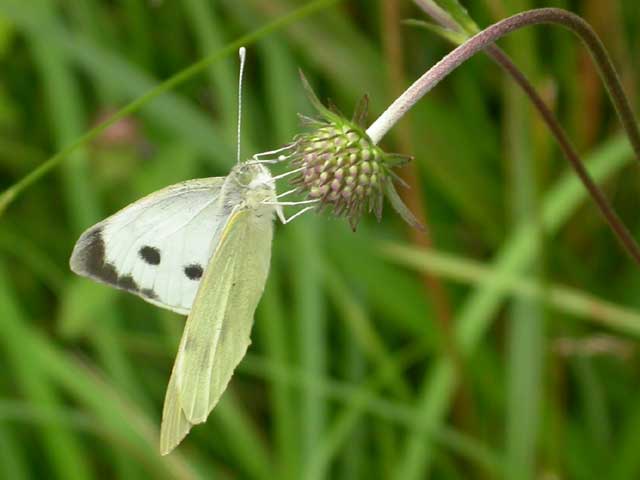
<box><xmin>159</xmin><ymin>208</ymin><xmax>273</xmax><ymax>455</ymax></box>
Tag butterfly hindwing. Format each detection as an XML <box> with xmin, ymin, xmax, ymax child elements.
<box><xmin>159</xmin><ymin>206</ymin><xmax>274</xmax><ymax>454</ymax></box>
<box><xmin>159</xmin><ymin>360</ymin><xmax>193</xmax><ymax>456</ymax></box>
<box><xmin>70</xmin><ymin>177</ymin><xmax>226</xmax><ymax>314</ymax></box>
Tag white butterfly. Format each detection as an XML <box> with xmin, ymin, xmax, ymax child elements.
<box><xmin>70</xmin><ymin>161</ymin><xmax>289</xmax><ymax>453</ymax></box>
<box><xmin>69</xmin><ymin>48</ymin><xmax>318</xmax><ymax>454</ymax></box>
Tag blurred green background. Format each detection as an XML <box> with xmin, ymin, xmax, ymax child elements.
<box><xmin>1</xmin><ymin>0</ymin><xmax>640</xmax><ymax>478</ymax></box>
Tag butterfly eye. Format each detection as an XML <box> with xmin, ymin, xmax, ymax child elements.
<box><xmin>234</xmin><ymin>166</ymin><xmax>254</xmax><ymax>186</ymax></box>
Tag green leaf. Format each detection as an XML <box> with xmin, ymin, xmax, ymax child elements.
<box><xmin>384</xmin><ymin>179</ymin><xmax>425</xmax><ymax>231</ymax></box>
<box><xmin>403</xmin><ymin>19</ymin><xmax>467</xmax><ymax>45</ymax></box>
<box><xmin>433</xmin><ymin>0</ymin><xmax>479</xmax><ymax>34</ymax></box>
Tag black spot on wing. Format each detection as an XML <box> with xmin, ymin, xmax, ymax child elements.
<box><xmin>141</xmin><ymin>288</ymin><xmax>158</xmax><ymax>300</ymax></box>
<box><xmin>184</xmin><ymin>264</ymin><xmax>203</xmax><ymax>281</ymax></box>
<box><xmin>77</xmin><ymin>228</ymin><xmax>140</xmax><ymax>294</ymax></box>
<box><xmin>82</xmin><ymin>228</ymin><xmax>104</xmax><ymax>271</ymax></box>
<box><xmin>82</xmin><ymin>229</ymin><xmax>119</xmax><ymax>284</ymax></box>
<box><xmin>99</xmin><ymin>262</ymin><xmax>119</xmax><ymax>284</ymax></box>
<box><xmin>139</xmin><ymin>246</ymin><xmax>161</xmax><ymax>265</ymax></box>
<box><xmin>118</xmin><ymin>275</ymin><xmax>138</xmax><ymax>292</ymax></box>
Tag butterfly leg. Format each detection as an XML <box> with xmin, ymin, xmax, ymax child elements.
<box><xmin>265</xmin><ymin>198</ymin><xmax>319</xmax><ymax>224</ymax></box>
<box><xmin>275</xmin><ymin>205</ymin><xmax>287</xmax><ymax>224</ymax></box>
<box><xmin>254</xmin><ymin>144</ymin><xmax>295</xmax><ymax>158</ymax></box>
<box><xmin>250</xmin><ymin>144</ymin><xmax>295</xmax><ymax>164</ymax></box>
<box><xmin>280</xmin><ymin>206</ymin><xmax>316</xmax><ymax>224</ymax></box>
<box><xmin>263</xmin><ymin>199</ymin><xmax>320</xmax><ymax>206</ymax></box>
<box><xmin>246</xmin><ymin>156</ymin><xmax>288</xmax><ymax>165</ymax></box>
<box><xmin>270</xmin><ymin>167</ymin><xmax>305</xmax><ymax>181</ymax></box>
<box><xmin>276</xmin><ymin>188</ymin><xmax>298</xmax><ymax>199</ymax></box>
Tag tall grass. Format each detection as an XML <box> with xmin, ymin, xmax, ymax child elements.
<box><xmin>0</xmin><ymin>0</ymin><xmax>639</xmax><ymax>478</ymax></box>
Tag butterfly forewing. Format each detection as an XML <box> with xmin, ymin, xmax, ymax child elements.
<box><xmin>70</xmin><ymin>178</ymin><xmax>226</xmax><ymax>314</ymax></box>
<box><xmin>159</xmin><ymin>206</ymin><xmax>274</xmax><ymax>453</ymax></box>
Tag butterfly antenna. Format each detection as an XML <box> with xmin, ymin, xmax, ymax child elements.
<box><xmin>237</xmin><ymin>47</ymin><xmax>246</xmax><ymax>164</ymax></box>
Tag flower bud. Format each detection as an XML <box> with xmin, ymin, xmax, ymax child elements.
<box><xmin>287</xmin><ymin>72</ymin><xmax>422</xmax><ymax>231</ymax></box>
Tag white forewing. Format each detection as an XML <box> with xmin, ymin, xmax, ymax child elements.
<box><xmin>159</xmin><ymin>207</ymin><xmax>274</xmax><ymax>454</ymax></box>
<box><xmin>70</xmin><ymin>177</ymin><xmax>227</xmax><ymax>314</ymax></box>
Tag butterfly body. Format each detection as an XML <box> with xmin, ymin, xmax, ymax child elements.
<box><xmin>69</xmin><ymin>161</ymin><xmax>280</xmax><ymax>454</ymax></box>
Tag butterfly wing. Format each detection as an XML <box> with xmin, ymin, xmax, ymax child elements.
<box><xmin>159</xmin><ymin>207</ymin><xmax>274</xmax><ymax>454</ymax></box>
<box><xmin>159</xmin><ymin>360</ymin><xmax>193</xmax><ymax>456</ymax></box>
<box><xmin>70</xmin><ymin>178</ymin><xmax>226</xmax><ymax>314</ymax></box>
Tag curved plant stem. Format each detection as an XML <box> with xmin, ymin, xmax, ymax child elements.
<box><xmin>483</xmin><ymin>47</ymin><xmax>640</xmax><ymax>263</ymax></box>
<box><xmin>368</xmin><ymin>8</ymin><xmax>640</xmax><ymax>152</ymax></box>
<box><xmin>0</xmin><ymin>0</ymin><xmax>340</xmax><ymax>216</ymax></box>
<box><xmin>368</xmin><ymin>7</ymin><xmax>640</xmax><ymax>266</ymax></box>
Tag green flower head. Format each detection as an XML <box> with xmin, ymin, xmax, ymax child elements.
<box><xmin>287</xmin><ymin>72</ymin><xmax>423</xmax><ymax>231</ymax></box>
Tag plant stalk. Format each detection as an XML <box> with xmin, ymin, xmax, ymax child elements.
<box><xmin>368</xmin><ymin>7</ymin><xmax>640</xmax><ymax>266</ymax></box>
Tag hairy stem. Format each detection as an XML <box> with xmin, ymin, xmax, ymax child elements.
<box><xmin>368</xmin><ymin>8</ymin><xmax>639</xmax><ymax>152</ymax></box>
<box><xmin>368</xmin><ymin>7</ymin><xmax>640</xmax><ymax>266</ymax></box>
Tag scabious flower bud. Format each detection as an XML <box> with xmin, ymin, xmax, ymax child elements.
<box><xmin>290</xmin><ymin>114</ymin><xmax>387</xmax><ymax>229</ymax></box>
<box><xmin>288</xmin><ymin>73</ymin><xmax>422</xmax><ymax>231</ymax></box>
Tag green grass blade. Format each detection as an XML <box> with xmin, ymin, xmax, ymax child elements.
<box><xmin>239</xmin><ymin>353</ymin><xmax>503</xmax><ymax>477</ymax></box>
<box><xmin>0</xmin><ymin>262</ymin><xmax>93</xmax><ymax>480</ymax></box>
<box><xmin>120</xmin><ymin>0</ymin><xmax>153</xmax><ymax>67</ymax></box>
<box><xmin>610</xmin><ymin>392</ymin><xmax>640</xmax><ymax>480</ymax></box>
<box><xmin>393</xmin><ymin>135</ymin><xmax>633</xmax><ymax>479</ymax></box>
<box><xmin>0</xmin><ymin>229</ymin><xmax>67</xmax><ymax>294</ymax></box>
<box><xmin>23</xmin><ymin>329</ymin><xmax>198</xmax><ymax>478</ymax></box>
<box><xmin>212</xmin><ymin>395</ymin><xmax>275</xmax><ymax>480</ymax></box>
<box><xmin>337</xmin><ymin>326</ymin><xmax>366</xmax><ymax>480</ymax></box>
<box><xmin>29</xmin><ymin>0</ymin><xmax>153</xmax><ymax>445</ymax></box>
<box><xmin>503</xmin><ymin>15</ymin><xmax>545</xmax><ymax>478</ymax></box>
<box><xmin>258</xmin><ymin>36</ymin><xmax>305</xmax><ymax>478</ymax></box>
<box><xmin>0</xmin><ymin>428</ymin><xmax>28</xmax><ymax>480</ymax></box>
<box><xmin>381</xmin><ymin>244</ymin><xmax>640</xmax><ymax>337</ymax></box>
<box><xmin>181</xmin><ymin>0</ymin><xmax>236</xmax><ymax>136</ymax></box>
<box><xmin>288</xmin><ymin>217</ymin><xmax>328</xmax><ymax>476</ymax></box>
<box><xmin>433</xmin><ymin>0</ymin><xmax>479</xmax><ymax>33</ymax></box>
<box><xmin>257</xmin><ymin>270</ymin><xmax>298</xmax><ymax>480</ymax></box>
<box><xmin>572</xmin><ymin>357</ymin><xmax>611</xmax><ymax>476</ymax></box>
<box><xmin>323</xmin><ymin>265</ymin><xmax>412</xmax><ymax>399</ymax></box>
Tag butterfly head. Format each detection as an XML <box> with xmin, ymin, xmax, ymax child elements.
<box><xmin>225</xmin><ymin>162</ymin><xmax>278</xmax><ymax>214</ymax></box>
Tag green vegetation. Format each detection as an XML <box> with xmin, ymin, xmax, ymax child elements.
<box><xmin>0</xmin><ymin>0</ymin><xmax>639</xmax><ymax>478</ymax></box>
